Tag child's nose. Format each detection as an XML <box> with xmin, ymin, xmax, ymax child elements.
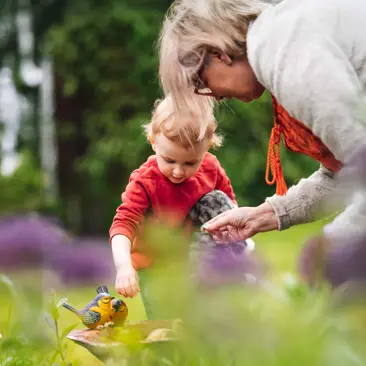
<box><xmin>173</xmin><ymin>166</ymin><xmax>184</xmax><ymax>177</ymax></box>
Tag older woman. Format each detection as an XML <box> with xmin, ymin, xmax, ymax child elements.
<box><xmin>158</xmin><ymin>0</ymin><xmax>366</xmax><ymax>244</ymax></box>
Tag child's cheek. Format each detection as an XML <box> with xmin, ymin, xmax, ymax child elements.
<box><xmin>158</xmin><ymin>161</ymin><xmax>171</xmax><ymax>178</ymax></box>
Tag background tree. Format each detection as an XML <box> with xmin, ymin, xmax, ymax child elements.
<box><xmin>0</xmin><ymin>0</ymin><xmax>318</xmax><ymax>235</ymax></box>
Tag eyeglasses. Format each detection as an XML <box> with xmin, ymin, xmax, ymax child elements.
<box><xmin>192</xmin><ymin>75</ymin><xmax>216</xmax><ymax>97</ymax></box>
<box><xmin>192</xmin><ymin>72</ymin><xmax>224</xmax><ymax>100</ymax></box>
<box><xmin>194</xmin><ymin>86</ymin><xmax>216</xmax><ymax>96</ymax></box>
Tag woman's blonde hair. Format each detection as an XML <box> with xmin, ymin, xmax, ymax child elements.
<box><xmin>143</xmin><ymin>95</ymin><xmax>223</xmax><ymax>149</ymax></box>
<box><xmin>158</xmin><ymin>0</ymin><xmax>269</xmax><ymax>135</ymax></box>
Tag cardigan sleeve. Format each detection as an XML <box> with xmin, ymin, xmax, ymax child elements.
<box><xmin>265</xmin><ymin>165</ymin><xmax>338</xmax><ymax>230</ymax></box>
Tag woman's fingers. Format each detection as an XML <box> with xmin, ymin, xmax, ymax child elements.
<box><xmin>202</xmin><ymin>211</ymin><xmax>231</xmax><ymax>232</ymax></box>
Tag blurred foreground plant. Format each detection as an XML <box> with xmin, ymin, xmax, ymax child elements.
<box><xmin>44</xmin><ymin>289</ymin><xmax>78</xmax><ymax>366</ymax></box>
<box><xmin>0</xmin><ymin>275</ymin><xmax>78</xmax><ymax>366</ymax></box>
<box><xmin>2</xmin><ymin>224</ymin><xmax>366</xmax><ymax>365</ymax></box>
<box><xmin>73</xmin><ymin>225</ymin><xmax>366</xmax><ymax>366</ymax></box>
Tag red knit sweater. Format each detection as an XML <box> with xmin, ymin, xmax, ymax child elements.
<box><xmin>109</xmin><ymin>153</ymin><xmax>236</xmax><ymax>269</ymax></box>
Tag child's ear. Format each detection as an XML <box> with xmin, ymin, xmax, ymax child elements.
<box><xmin>151</xmin><ymin>139</ymin><xmax>156</xmax><ymax>152</ymax></box>
<box><xmin>206</xmin><ymin>140</ymin><xmax>213</xmax><ymax>151</ymax></box>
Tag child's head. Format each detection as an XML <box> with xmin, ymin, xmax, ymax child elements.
<box><xmin>158</xmin><ymin>0</ymin><xmax>268</xmax><ymax>119</ymax></box>
<box><xmin>143</xmin><ymin>96</ymin><xmax>222</xmax><ymax>184</ymax></box>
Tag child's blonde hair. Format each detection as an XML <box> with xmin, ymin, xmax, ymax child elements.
<box><xmin>158</xmin><ymin>0</ymin><xmax>270</xmax><ymax>133</ymax></box>
<box><xmin>143</xmin><ymin>95</ymin><xmax>223</xmax><ymax>149</ymax></box>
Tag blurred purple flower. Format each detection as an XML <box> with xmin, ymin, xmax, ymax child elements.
<box><xmin>0</xmin><ymin>213</ymin><xmax>72</xmax><ymax>269</ymax></box>
<box><xmin>191</xmin><ymin>233</ymin><xmax>265</xmax><ymax>288</ymax></box>
<box><xmin>0</xmin><ymin>214</ymin><xmax>114</xmax><ymax>286</ymax></box>
<box><xmin>46</xmin><ymin>243</ymin><xmax>114</xmax><ymax>286</ymax></box>
<box><xmin>298</xmin><ymin>234</ymin><xmax>366</xmax><ymax>288</ymax></box>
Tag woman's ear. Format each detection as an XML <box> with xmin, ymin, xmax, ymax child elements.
<box><xmin>220</xmin><ymin>53</ymin><xmax>233</xmax><ymax>66</ymax></box>
<box><xmin>209</xmin><ymin>49</ymin><xmax>233</xmax><ymax>66</ymax></box>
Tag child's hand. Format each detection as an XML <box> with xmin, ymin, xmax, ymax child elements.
<box><xmin>115</xmin><ymin>265</ymin><xmax>139</xmax><ymax>298</ymax></box>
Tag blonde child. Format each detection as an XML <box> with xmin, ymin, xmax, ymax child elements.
<box><xmin>110</xmin><ymin>96</ymin><xmax>237</xmax><ymax>319</ymax></box>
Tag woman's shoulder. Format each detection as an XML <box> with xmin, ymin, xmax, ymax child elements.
<box><xmin>248</xmin><ymin>0</ymin><xmax>363</xmax><ymax>56</ymax></box>
<box><xmin>247</xmin><ymin>0</ymin><xmax>366</xmax><ymax>92</ymax></box>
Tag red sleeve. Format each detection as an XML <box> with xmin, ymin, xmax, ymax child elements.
<box><xmin>215</xmin><ymin>160</ymin><xmax>237</xmax><ymax>206</ymax></box>
<box><xmin>109</xmin><ymin>173</ymin><xmax>150</xmax><ymax>246</ymax></box>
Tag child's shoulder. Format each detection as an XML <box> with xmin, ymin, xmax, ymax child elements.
<box><xmin>201</xmin><ymin>152</ymin><xmax>219</xmax><ymax>167</ymax></box>
<box><xmin>129</xmin><ymin>155</ymin><xmax>160</xmax><ymax>182</ymax></box>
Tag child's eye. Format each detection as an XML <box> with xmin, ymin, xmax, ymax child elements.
<box><xmin>164</xmin><ymin>158</ymin><xmax>175</xmax><ymax>164</ymax></box>
<box><xmin>185</xmin><ymin>162</ymin><xmax>197</xmax><ymax>166</ymax></box>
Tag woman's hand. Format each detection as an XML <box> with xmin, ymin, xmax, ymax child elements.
<box><xmin>201</xmin><ymin>202</ymin><xmax>279</xmax><ymax>242</ymax></box>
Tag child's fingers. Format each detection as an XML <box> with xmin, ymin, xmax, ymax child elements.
<box><xmin>129</xmin><ymin>276</ymin><xmax>139</xmax><ymax>298</ymax></box>
<box><xmin>126</xmin><ymin>277</ymin><xmax>139</xmax><ymax>298</ymax></box>
<box><xmin>116</xmin><ymin>276</ymin><xmax>133</xmax><ymax>298</ymax></box>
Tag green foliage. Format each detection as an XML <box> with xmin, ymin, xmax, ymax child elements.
<box><xmin>44</xmin><ymin>0</ymin><xmax>317</xmax><ymax>234</ymax></box>
<box><xmin>2</xmin><ymin>250</ymin><xmax>366</xmax><ymax>365</ymax></box>
<box><xmin>0</xmin><ymin>224</ymin><xmax>363</xmax><ymax>365</ymax></box>
<box><xmin>44</xmin><ymin>290</ymin><xmax>78</xmax><ymax>366</ymax></box>
<box><xmin>0</xmin><ymin>0</ymin><xmax>322</xmax><ymax>231</ymax></box>
<box><xmin>0</xmin><ymin>150</ymin><xmax>44</xmax><ymax>214</ymax></box>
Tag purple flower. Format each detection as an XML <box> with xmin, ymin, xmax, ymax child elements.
<box><xmin>0</xmin><ymin>214</ymin><xmax>114</xmax><ymax>286</ymax></box>
<box><xmin>191</xmin><ymin>234</ymin><xmax>265</xmax><ymax>288</ymax></box>
<box><xmin>0</xmin><ymin>214</ymin><xmax>72</xmax><ymax>269</ymax></box>
<box><xmin>46</xmin><ymin>243</ymin><xmax>114</xmax><ymax>286</ymax></box>
<box><xmin>298</xmin><ymin>234</ymin><xmax>366</xmax><ymax>288</ymax></box>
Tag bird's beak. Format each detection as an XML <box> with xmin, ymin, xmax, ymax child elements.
<box><xmin>111</xmin><ymin>296</ymin><xmax>115</xmax><ymax>300</ymax></box>
<box><xmin>112</xmin><ymin>299</ymin><xmax>123</xmax><ymax>311</ymax></box>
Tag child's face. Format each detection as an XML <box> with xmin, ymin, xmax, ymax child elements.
<box><xmin>196</xmin><ymin>52</ymin><xmax>265</xmax><ymax>102</ymax></box>
<box><xmin>153</xmin><ymin>133</ymin><xmax>209</xmax><ymax>184</ymax></box>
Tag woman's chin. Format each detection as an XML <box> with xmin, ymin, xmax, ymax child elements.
<box><xmin>236</xmin><ymin>88</ymin><xmax>265</xmax><ymax>103</ymax></box>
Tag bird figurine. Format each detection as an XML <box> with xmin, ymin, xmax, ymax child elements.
<box><xmin>62</xmin><ymin>291</ymin><xmax>115</xmax><ymax>330</ymax></box>
<box><xmin>187</xmin><ymin>190</ymin><xmax>262</xmax><ymax>287</ymax></box>
<box><xmin>96</xmin><ymin>285</ymin><xmax>128</xmax><ymax>327</ymax></box>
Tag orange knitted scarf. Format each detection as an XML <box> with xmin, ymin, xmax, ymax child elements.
<box><xmin>266</xmin><ymin>95</ymin><xmax>342</xmax><ymax>195</ymax></box>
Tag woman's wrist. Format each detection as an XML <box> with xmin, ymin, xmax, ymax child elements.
<box><xmin>257</xmin><ymin>201</ymin><xmax>275</xmax><ymax>214</ymax></box>
<box><xmin>255</xmin><ymin>202</ymin><xmax>279</xmax><ymax>231</ymax></box>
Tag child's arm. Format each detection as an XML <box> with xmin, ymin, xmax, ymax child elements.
<box><xmin>112</xmin><ymin>234</ymin><xmax>139</xmax><ymax>298</ymax></box>
<box><xmin>110</xmin><ymin>174</ymin><xmax>150</xmax><ymax>243</ymax></box>
<box><xmin>110</xmin><ymin>173</ymin><xmax>150</xmax><ymax>297</ymax></box>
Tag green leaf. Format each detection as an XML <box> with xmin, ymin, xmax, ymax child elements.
<box><xmin>60</xmin><ymin>323</ymin><xmax>79</xmax><ymax>340</ymax></box>
<box><xmin>44</xmin><ymin>312</ymin><xmax>56</xmax><ymax>332</ymax></box>
<box><xmin>47</xmin><ymin>290</ymin><xmax>60</xmax><ymax>321</ymax></box>
<box><xmin>0</xmin><ymin>275</ymin><xmax>17</xmax><ymax>299</ymax></box>
<box><xmin>48</xmin><ymin>301</ymin><xmax>60</xmax><ymax>321</ymax></box>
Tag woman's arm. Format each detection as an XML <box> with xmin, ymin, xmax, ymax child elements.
<box><xmin>248</xmin><ymin>4</ymin><xmax>366</xmax><ymax>237</ymax></box>
<box><xmin>266</xmin><ymin>165</ymin><xmax>338</xmax><ymax>230</ymax></box>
